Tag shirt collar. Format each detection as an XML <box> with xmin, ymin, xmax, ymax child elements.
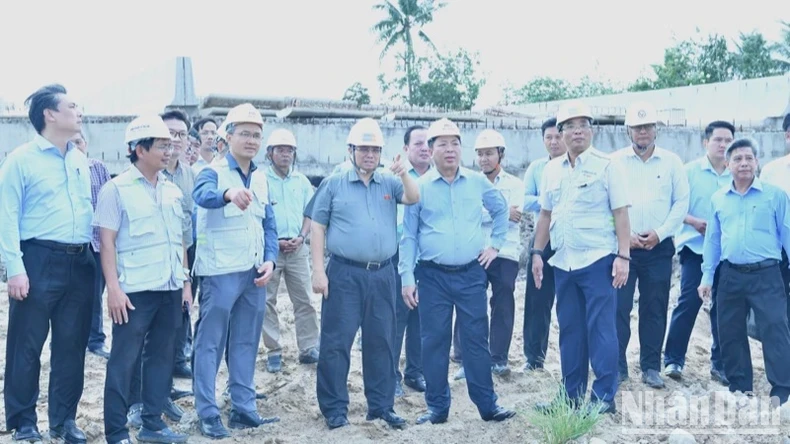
<box><xmin>346</xmin><ymin>167</ymin><xmax>382</xmax><ymax>183</ymax></box>
<box><xmin>624</xmin><ymin>145</ymin><xmax>663</xmax><ymax>160</ymax></box>
<box><xmin>700</xmin><ymin>155</ymin><xmax>731</xmax><ymax>176</ymax></box>
<box><xmin>225</xmin><ymin>152</ymin><xmax>257</xmax><ymax>174</ymax></box>
<box><xmin>426</xmin><ymin>166</ymin><xmax>466</xmax><ymax>183</ymax></box>
<box><xmin>728</xmin><ymin>176</ymin><xmax>763</xmax><ymax>194</ymax></box>
<box><xmin>33</xmin><ymin>134</ymin><xmax>74</xmax><ymax>153</ymax></box>
<box><xmin>562</xmin><ymin>147</ymin><xmax>593</xmax><ymax>167</ymax></box>
<box><xmin>129</xmin><ymin>164</ymin><xmax>166</xmax><ymax>184</ymax></box>
<box><xmin>267</xmin><ymin>164</ymin><xmax>292</xmax><ymax>179</ymax></box>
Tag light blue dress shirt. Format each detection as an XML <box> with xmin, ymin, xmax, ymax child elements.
<box><xmin>701</xmin><ymin>177</ymin><xmax>790</xmax><ymax>286</ymax></box>
<box><xmin>266</xmin><ymin>166</ymin><xmax>314</xmax><ymax>239</ymax></box>
<box><xmin>0</xmin><ymin>135</ymin><xmax>93</xmax><ymax>277</ymax></box>
<box><xmin>674</xmin><ymin>156</ymin><xmax>731</xmax><ymax>255</ymax></box>
<box><xmin>399</xmin><ymin>167</ymin><xmax>508</xmax><ymax>287</ymax></box>
<box><xmin>397</xmin><ymin>167</ymin><xmax>428</xmax><ymax>240</ymax></box>
<box><xmin>522</xmin><ymin>156</ymin><xmax>550</xmax><ymax>216</ymax></box>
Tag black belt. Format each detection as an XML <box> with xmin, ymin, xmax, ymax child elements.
<box><xmin>724</xmin><ymin>259</ymin><xmax>779</xmax><ymax>273</ymax></box>
<box><xmin>331</xmin><ymin>255</ymin><xmax>393</xmax><ymax>271</ymax></box>
<box><xmin>25</xmin><ymin>239</ymin><xmax>88</xmax><ymax>255</ymax></box>
<box><xmin>418</xmin><ymin>260</ymin><xmax>477</xmax><ymax>273</ymax></box>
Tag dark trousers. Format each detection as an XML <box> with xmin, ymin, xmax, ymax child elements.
<box><xmin>316</xmin><ymin>259</ymin><xmax>397</xmax><ymax>418</ymax></box>
<box><xmin>393</xmin><ymin>252</ymin><xmax>423</xmax><ymax>382</ymax></box>
<box><xmin>554</xmin><ymin>255</ymin><xmax>619</xmax><ymax>403</ymax></box>
<box><xmin>616</xmin><ymin>238</ymin><xmax>674</xmax><ymax>374</ymax></box>
<box><xmin>780</xmin><ymin>249</ymin><xmax>790</xmax><ymax>324</ymax></box>
<box><xmin>664</xmin><ymin>247</ymin><xmax>723</xmax><ymax>371</ymax></box>
<box><xmin>524</xmin><ymin>240</ymin><xmax>556</xmax><ymax>367</ymax></box>
<box><xmin>452</xmin><ymin>257</ymin><xmax>520</xmax><ymax>365</ymax></box>
<box><xmin>87</xmin><ymin>248</ymin><xmax>107</xmax><ymax>351</ymax></box>
<box><xmin>417</xmin><ymin>262</ymin><xmax>498</xmax><ymax>417</ymax></box>
<box><xmin>717</xmin><ymin>261</ymin><xmax>790</xmax><ymax>403</ymax></box>
<box><xmin>104</xmin><ymin>290</ymin><xmax>181</xmax><ymax>443</ymax></box>
<box><xmin>4</xmin><ymin>240</ymin><xmax>95</xmax><ymax>431</ymax></box>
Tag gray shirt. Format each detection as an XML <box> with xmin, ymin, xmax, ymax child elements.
<box><xmin>163</xmin><ymin>160</ymin><xmax>195</xmax><ymax>249</ymax></box>
<box><xmin>312</xmin><ymin>169</ymin><xmax>404</xmax><ymax>263</ymax></box>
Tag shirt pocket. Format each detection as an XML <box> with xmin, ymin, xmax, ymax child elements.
<box><xmin>751</xmin><ymin>207</ymin><xmax>774</xmax><ymax>233</ymax></box>
<box><xmin>126</xmin><ymin>207</ymin><xmax>157</xmax><ymax>237</ymax></box>
<box><xmin>574</xmin><ymin>177</ymin><xmax>608</xmax><ymax>205</ymax></box>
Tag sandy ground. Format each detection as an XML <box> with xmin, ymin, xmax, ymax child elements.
<box><xmin>0</xmin><ymin>259</ymin><xmax>789</xmax><ymax>443</ymax></box>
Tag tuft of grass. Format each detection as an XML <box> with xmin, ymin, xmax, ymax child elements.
<box><xmin>526</xmin><ymin>384</ymin><xmax>605</xmax><ymax>444</ymax></box>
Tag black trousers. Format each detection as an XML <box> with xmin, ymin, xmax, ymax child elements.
<box><xmin>4</xmin><ymin>240</ymin><xmax>94</xmax><ymax>431</ymax></box>
<box><xmin>717</xmin><ymin>261</ymin><xmax>790</xmax><ymax>403</ymax></box>
<box><xmin>523</xmin><ymin>240</ymin><xmax>556</xmax><ymax>367</ymax></box>
<box><xmin>616</xmin><ymin>238</ymin><xmax>674</xmax><ymax>374</ymax></box>
<box><xmin>104</xmin><ymin>290</ymin><xmax>181</xmax><ymax>443</ymax></box>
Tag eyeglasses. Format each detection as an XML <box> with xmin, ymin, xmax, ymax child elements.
<box><xmin>235</xmin><ymin>131</ymin><xmax>263</xmax><ymax>140</ymax></box>
<box><xmin>356</xmin><ymin>146</ymin><xmax>382</xmax><ymax>154</ymax></box>
<box><xmin>154</xmin><ymin>144</ymin><xmax>175</xmax><ymax>152</ymax></box>
<box><xmin>170</xmin><ymin>131</ymin><xmax>188</xmax><ymax>139</ymax></box>
<box><xmin>562</xmin><ymin>123</ymin><xmax>591</xmax><ymax>132</ymax></box>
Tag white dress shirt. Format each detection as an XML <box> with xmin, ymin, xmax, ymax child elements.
<box><xmin>483</xmin><ymin>169</ymin><xmax>525</xmax><ymax>263</ymax></box>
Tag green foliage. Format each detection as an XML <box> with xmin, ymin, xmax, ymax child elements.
<box><xmin>411</xmin><ymin>49</ymin><xmax>485</xmax><ymax>110</ymax></box>
<box><xmin>342</xmin><ymin>82</ymin><xmax>371</xmax><ymax>106</ymax></box>
<box><xmin>526</xmin><ymin>384</ymin><xmax>605</xmax><ymax>444</ymax></box>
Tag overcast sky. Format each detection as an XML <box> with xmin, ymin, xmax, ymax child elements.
<box><xmin>0</xmin><ymin>0</ymin><xmax>785</xmax><ymax>114</ymax></box>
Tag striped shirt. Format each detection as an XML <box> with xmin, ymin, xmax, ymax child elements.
<box><xmin>93</xmin><ymin>167</ymin><xmax>185</xmax><ymax>291</ymax></box>
<box><xmin>88</xmin><ymin>158</ymin><xmax>112</xmax><ymax>252</ymax></box>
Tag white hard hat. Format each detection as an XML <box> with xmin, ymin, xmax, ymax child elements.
<box><xmin>625</xmin><ymin>101</ymin><xmax>658</xmax><ymax>126</ymax></box>
<box><xmin>556</xmin><ymin>100</ymin><xmax>593</xmax><ymax>126</ymax></box>
<box><xmin>125</xmin><ymin>115</ymin><xmax>172</xmax><ymax>144</ymax></box>
<box><xmin>346</xmin><ymin>118</ymin><xmax>385</xmax><ymax>147</ymax></box>
<box><xmin>427</xmin><ymin>118</ymin><xmax>461</xmax><ymax>142</ymax></box>
<box><xmin>224</xmin><ymin>103</ymin><xmax>264</xmax><ymax>127</ymax></box>
<box><xmin>216</xmin><ymin>120</ymin><xmax>228</xmax><ymax>142</ymax></box>
<box><xmin>474</xmin><ymin>129</ymin><xmax>506</xmax><ymax>150</ymax></box>
<box><xmin>267</xmin><ymin>128</ymin><xmax>297</xmax><ymax>148</ymax></box>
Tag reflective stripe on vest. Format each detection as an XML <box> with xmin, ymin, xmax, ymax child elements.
<box><xmin>113</xmin><ymin>171</ymin><xmax>186</xmax><ymax>293</ymax></box>
<box><xmin>193</xmin><ymin>158</ymin><xmax>268</xmax><ymax>277</ymax></box>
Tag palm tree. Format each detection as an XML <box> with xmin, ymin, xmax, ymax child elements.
<box><xmin>371</xmin><ymin>0</ymin><xmax>445</xmax><ymax>104</ymax></box>
<box><xmin>771</xmin><ymin>20</ymin><xmax>790</xmax><ymax>71</ymax></box>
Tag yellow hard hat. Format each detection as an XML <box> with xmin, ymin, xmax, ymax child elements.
<box><xmin>346</xmin><ymin>118</ymin><xmax>384</xmax><ymax>147</ymax></box>
<box><xmin>625</xmin><ymin>101</ymin><xmax>659</xmax><ymax>126</ymax></box>
<box><xmin>427</xmin><ymin>118</ymin><xmax>461</xmax><ymax>142</ymax></box>
<box><xmin>556</xmin><ymin>100</ymin><xmax>593</xmax><ymax>126</ymax></box>
<box><xmin>224</xmin><ymin>103</ymin><xmax>264</xmax><ymax>127</ymax></box>
<box><xmin>267</xmin><ymin>128</ymin><xmax>297</xmax><ymax>148</ymax></box>
<box><xmin>125</xmin><ymin>115</ymin><xmax>172</xmax><ymax>144</ymax></box>
<box><xmin>474</xmin><ymin>129</ymin><xmax>506</xmax><ymax>150</ymax></box>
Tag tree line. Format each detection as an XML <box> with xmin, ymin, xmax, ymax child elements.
<box><xmin>343</xmin><ymin>3</ymin><xmax>790</xmax><ymax>110</ymax></box>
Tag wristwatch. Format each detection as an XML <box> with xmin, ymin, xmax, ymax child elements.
<box><xmin>183</xmin><ymin>268</ymin><xmax>192</xmax><ymax>283</ymax></box>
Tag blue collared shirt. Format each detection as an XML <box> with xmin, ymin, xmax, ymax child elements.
<box><xmin>311</xmin><ymin>169</ymin><xmax>405</xmax><ymax>263</ymax></box>
<box><xmin>399</xmin><ymin>167</ymin><xmax>508</xmax><ymax>287</ymax></box>
<box><xmin>192</xmin><ymin>153</ymin><xmax>279</xmax><ymax>263</ymax></box>
<box><xmin>674</xmin><ymin>156</ymin><xmax>731</xmax><ymax>255</ymax></box>
<box><xmin>701</xmin><ymin>177</ymin><xmax>790</xmax><ymax>286</ymax></box>
<box><xmin>0</xmin><ymin>135</ymin><xmax>93</xmax><ymax>278</ymax></box>
<box><xmin>523</xmin><ymin>156</ymin><xmax>550</xmax><ymax>216</ymax></box>
<box><xmin>397</xmin><ymin>166</ymin><xmax>429</xmax><ymax>240</ymax></box>
<box><xmin>266</xmin><ymin>166</ymin><xmax>314</xmax><ymax>239</ymax></box>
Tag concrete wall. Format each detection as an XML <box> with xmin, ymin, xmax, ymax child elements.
<box><xmin>1</xmin><ymin>116</ymin><xmax>787</xmax><ymax>177</ymax></box>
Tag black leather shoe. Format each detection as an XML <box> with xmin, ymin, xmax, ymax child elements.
<box><xmin>256</xmin><ymin>391</ymin><xmax>268</xmax><ymax>400</ymax></box>
<box><xmin>163</xmin><ymin>398</ymin><xmax>184</xmax><ymax>422</ymax></box>
<box><xmin>325</xmin><ymin>415</ymin><xmax>350</xmax><ymax>429</ymax></box>
<box><xmin>588</xmin><ymin>400</ymin><xmax>617</xmax><ymax>415</ymax></box>
<box><xmin>13</xmin><ymin>425</ymin><xmax>42</xmax><ymax>442</ymax></box>
<box><xmin>366</xmin><ymin>410</ymin><xmax>407</xmax><ymax>429</ymax></box>
<box><xmin>482</xmin><ymin>406</ymin><xmax>516</xmax><ymax>422</ymax></box>
<box><xmin>415</xmin><ymin>410</ymin><xmax>448</xmax><ymax>425</ymax></box>
<box><xmin>524</xmin><ymin>362</ymin><xmax>544</xmax><ymax>371</ymax></box>
<box><xmin>664</xmin><ymin>364</ymin><xmax>683</xmax><ymax>380</ymax></box>
<box><xmin>711</xmin><ymin>368</ymin><xmax>730</xmax><ymax>386</ymax></box>
<box><xmin>228</xmin><ymin>409</ymin><xmax>280</xmax><ymax>429</ymax></box>
<box><xmin>199</xmin><ymin>416</ymin><xmax>231</xmax><ymax>439</ymax></box>
<box><xmin>403</xmin><ymin>376</ymin><xmax>426</xmax><ymax>392</ymax></box>
<box><xmin>127</xmin><ymin>403</ymin><xmax>143</xmax><ymax>429</ymax></box>
<box><xmin>137</xmin><ymin>426</ymin><xmax>188</xmax><ymax>443</ymax></box>
<box><xmin>172</xmin><ymin>363</ymin><xmax>192</xmax><ymax>379</ymax></box>
<box><xmin>642</xmin><ymin>369</ymin><xmax>666</xmax><ymax>389</ymax></box>
<box><xmin>88</xmin><ymin>347</ymin><xmax>111</xmax><ymax>359</ymax></box>
<box><xmin>49</xmin><ymin>419</ymin><xmax>86</xmax><ymax>444</ymax></box>
<box><xmin>170</xmin><ymin>388</ymin><xmax>193</xmax><ymax>400</ymax></box>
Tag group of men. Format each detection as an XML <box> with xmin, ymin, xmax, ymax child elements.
<box><xmin>1</xmin><ymin>82</ymin><xmax>790</xmax><ymax>444</ymax></box>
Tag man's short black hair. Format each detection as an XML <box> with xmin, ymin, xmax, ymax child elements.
<box><xmin>160</xmin><ymin>109</ymin><xmax>191</xmax><ymax>131</ymax></box>
<box><xmin>25</xmin><ymin>84</ymin><xmax>67</xmax><ymax>134</ymax></box>
<box><xmin>783</xmin><ymin>113</ymin><xmax>790</xmax><ymax>132</ymax></box>
<box><xmin>726</xmin><ymin>138</ymin><xmax>759</xmax><ymax>159</ymax></box>
<box><xmin>128</xmin><ymin>138</ymin><xmax>155</xmax><ymax>163</ymax></box>
<box><xmin>541</xmin><ymin>118</ymin><xmax>557</xmax><ymax>137</ymax></box>
<box><xmin>703</xmin><ymin>121</ymin><xmax>736</xmax><ymax>140</ymax></box>
<box><xmin>403</xmin><ymin>125</ymin><xmax>426</xmax><ymax>145</ymax></box>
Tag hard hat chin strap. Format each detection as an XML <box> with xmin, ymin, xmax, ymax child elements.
<box><xmin>350</xmin><ymin>147</ymin><xmax>371</xmax><ymax>175</ymax></box>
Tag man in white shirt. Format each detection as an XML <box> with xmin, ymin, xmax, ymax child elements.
<box><xmin>610</xmin><ymin>102</ymin><xmax>690</xmax><ymax>389</ymax></box>
<box><xmin>453</xmin><ymin>129</ymin><xmax>524</xmax><ymax>378</ymax></box>
<box><xmin>758</xmin><ymin>112</ymin><xmax>790</xmax><ymax>325</ymax></box>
